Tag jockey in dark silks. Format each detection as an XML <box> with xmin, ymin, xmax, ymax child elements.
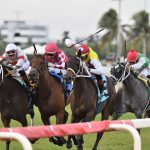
<box><xmin>44</xmin><ymin>42</ymin><xmax>73</xmax><ymax>101</ymax></box>
<box><xmin>2</xmin><ymin>43</ymin><xmax>34</xmax><ymax>115</ymax></box>
<box><xmin>65</xmin><ymin>39</ymin><xmax>105</xmax><ymax>95</ymax></box>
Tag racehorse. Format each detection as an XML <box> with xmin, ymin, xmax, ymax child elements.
<box><xmin>0</xmin><ymin>61</ymin><xmax>34</xmax><ymax>150</ymax></box>
<box><xmin>29</xmin><ymin>54</ymin><xmax>68</xmax><ymax>146</ymax></box>
<box><xmin>65</xmin><ymin>51</ymin><xmax>116</xmax><ymax>150</ymax></box>
<box><xmin>110</xmin><ymin>61</ymin><xmax>150</xmax><ymax>120</ymax></box>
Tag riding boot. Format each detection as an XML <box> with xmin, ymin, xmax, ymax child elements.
<box><xmin>18</xmin><ymin>70</ymin><xmax>34</xmax><ymax>117</ymax></box>
<box><xmin>64</xmin><ymin>82</ymin><xmax>73</xmax><ymax>104</ymax></box>
<box><xmin>96</xmin><ymin>75</ymin><xmax>104</xmax><ymax>96</ymax></box>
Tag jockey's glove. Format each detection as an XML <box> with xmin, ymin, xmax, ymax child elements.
<box><xmin>65</xmin><ymin>39</ymin><xmax>75</xmax><ymax>48</ymax></box>
<box><xmin>12</xmin><ymin>65</ymin><xmax>21</xmax><ymax>70</ymax></box>
<box><xmin>48</xmin><ymin>63</ymin><xmax>54</xmax><ymax>67</ymax></box>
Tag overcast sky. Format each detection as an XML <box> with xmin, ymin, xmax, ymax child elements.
<box><xmin>0</xmin><ymin>0</ymin><xmax>149</xmax><ymax>40</ymax></box>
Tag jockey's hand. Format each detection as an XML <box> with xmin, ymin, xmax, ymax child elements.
<box><xmin>65</xmin><ymin>39</ymin><xmax>75</xmax><ymax>48</ymax></box>
<box><xmin>48</xmin><ymin>63</ymin><xmax>54</xmax><ymax>67</ymax></box>
<box><xmin>12</xmin><ymin>65</ymin><xmax>21</xmax><ymax>70</ymax></box>
<box><xmin>127</xmin><ymin>65</ymin><xmax>132</xmax><ymax>70</ymax></box>
<box><xmin>6</xmin><ymin>64</ymin><xmax>13</xmax><ymax>70</ymax></box>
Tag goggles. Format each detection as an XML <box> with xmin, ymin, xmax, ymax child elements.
<box><xmin>46</xmin><ymin>53</ymin><xmax>55</xmax><ymax>57</ymax></box>
<box><xmin>6</xmin><ymin>50</ymin><xmax>16</xmax><ymax>55</ymax></box>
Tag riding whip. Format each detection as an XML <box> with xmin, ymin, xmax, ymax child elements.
<box><xmin>72</xmin><ymin>27</ymin><xmax>106</xmax><ymax>46</ymax></box>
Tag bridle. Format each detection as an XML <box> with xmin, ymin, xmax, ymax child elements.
<box><xmin>29</xmin><ymin>60</ymin><xmax>46</xmax><ymax>84</ymax></box>
<box><xmin>66</xmin><ymin>57</ymin><xmax>92</xmax><ymax>83</ymax></box>
<box><xmin>110</xmin><ymin>63</ymin><xmax>131</xmax><ymax>83</ymax></box>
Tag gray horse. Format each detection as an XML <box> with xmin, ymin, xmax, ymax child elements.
<box><xmin>110</xmin><ymin>62</ymin><xmax>150</xmax><ymax>120</ymax></box>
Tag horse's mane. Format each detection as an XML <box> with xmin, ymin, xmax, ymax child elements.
<box><xmin>68</xmin><ymin>56</ymin><xmax>79</xmax><ymax>69</ymax></box>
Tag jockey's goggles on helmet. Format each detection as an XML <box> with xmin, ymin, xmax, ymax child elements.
<box><xmin>6</xmin><ymin>50</ymin><xmax>16</xmax><ymax>56</ymax></box>
<box><xmin>46</xmin><ymin>53</ymin><xmax>55</xmax><ymax>56</ymax></box>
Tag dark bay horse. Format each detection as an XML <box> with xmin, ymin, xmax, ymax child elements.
<box><xmin>0</xmin><ymin>63</ymin><xmax>34</xmax><ymax>150</ymax></box>
<box><xmin>65</xmin><ymin>54</ymin><xmax>116</xmax><ymax>150</ymax></box>
<box><xmin>29</xmin><ymin>54</ymin><xmax>68</xmax><ymax>146</ymax></box>
<box><xmin>110</xmin><ymin>62</ymin><xmax>150</xmax><ymax>120</ymax></box>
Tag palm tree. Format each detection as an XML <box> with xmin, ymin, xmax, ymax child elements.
<box><xmin>97</xmin><ymin>9</ymin><xmax>118</xmax><ymax>57</ymax></box>
<box><xmin>129</xmin><ymin>10</ymin><xmax>150</xmax><ymax>55</ymax></box>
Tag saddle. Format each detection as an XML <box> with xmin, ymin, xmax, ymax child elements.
<box><xmin>138</xmin><ymin>77</ymin><xmax>149</xmax><ymax>87</ymax></box>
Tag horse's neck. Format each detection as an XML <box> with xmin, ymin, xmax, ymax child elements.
<box><xmin>38</xmin><ymin>71</ymin><xmax>56</xmax><ymax>98</ymax></box>
<box><xmin>123</xmin><ymin>74</ymin><xmax>145</xmax><ymax>91</ymax></box>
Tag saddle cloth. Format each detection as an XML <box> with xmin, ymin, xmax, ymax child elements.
<box><xmin>96</xmin><ymin>75</ymin><xmax>109</xmax><ymax>114</ymax></box>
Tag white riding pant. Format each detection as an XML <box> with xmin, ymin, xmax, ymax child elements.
<box><xmin>139</xmin><ymin>67</ymin><xmax>150</xmax><ymax>77</ymax></box>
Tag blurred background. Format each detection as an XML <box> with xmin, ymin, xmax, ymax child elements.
<box><xmin>0</xmin><ymin>0</ymin><xmax>150</xmax><ymax>65</ymax></box>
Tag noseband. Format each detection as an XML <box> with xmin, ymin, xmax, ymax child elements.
<box><xmin>29</xmin><ymin>60</ymin><xmax>46</xmax><ymax>83</ymax></box>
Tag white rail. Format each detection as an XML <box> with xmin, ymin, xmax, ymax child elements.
<box><xmin>109</xmin><ymin>124</ymin><xmax>141</xmax><ymax>150</ymax></box>
<box><xmin>0</xmin><ymin>132</ymin><xmax>32</xmax><ymax>150</ymax></box>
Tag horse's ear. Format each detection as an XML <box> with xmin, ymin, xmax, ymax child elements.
<box><xmin>77</xmin><ymin>50</ymin><xmax>82</xmax><ymax>58</ymax></box>
<box><xmin>117</xmin><ymin>57</ymin><xmax>120</xmax><ymax>63</ymax></box>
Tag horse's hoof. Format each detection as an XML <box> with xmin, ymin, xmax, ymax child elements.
<box><xmin>77</xmin><ymin>146</ymin><xmax>83</xmax><ymax>150</ymax></box>
<box><xmin>30</xmin><ymin>139</ymin><xmax>38</xmax><ymax>144</ymax></box>
<box><xmin>66</xmin><ymin>141</ymin><xmax>72</xmax><ymax>149</ymax></box>
<box><xmin>61</xmin><ymin>138</ymin><xmax>66</xmax><ymax>145</ymax></box>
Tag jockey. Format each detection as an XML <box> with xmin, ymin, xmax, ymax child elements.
<box><xmin>127</xmin><ymin>49</ymin><xmax>150</xmax><ymax>83</ymax></box>
<box><xmin>65</xmin><ymin>39</ymin><xmax>105</xmax><ymax>94</ymax></box>
<box><xmin>3</xmin><ymin>43</ymin><xmax>31</xmax><ymax>88</ymax></box>
<box><xmin>2</xmin><ymin>43</ymin><xmax>34</xmax><ymax>114</ymax></box>
<box><xmin>44</xmin><ymin>42</ymin><xmax>72</xmax><ymax>100</ymax></box>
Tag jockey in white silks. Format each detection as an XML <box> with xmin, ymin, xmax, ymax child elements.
<box><xmin>3</xmin><ymin>43</ymin><xmax>31</xmax><ymax>86</ymax></box>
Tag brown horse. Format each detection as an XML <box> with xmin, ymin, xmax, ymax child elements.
<box><xmin>0</xmin><ymin>62</ymin><xmax>34</xmax><ymax>150</ymax></box>
<box><xmin>65</xmin><ymin>53</ymin><xmax>116</xmax><ymax>150</ymax></box>
<box><xmin>29</xmin><ymin>54</ymin><xmax>68</xmax><ymax>146</ymax></box>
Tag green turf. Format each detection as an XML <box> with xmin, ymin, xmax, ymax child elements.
<box><xmin>0</xmin><ymin>106</ymin><xmax>150</xmax><ymax>150</ymax></box>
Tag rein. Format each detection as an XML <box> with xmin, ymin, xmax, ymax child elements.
<box><xmin>67</xmin><ymin>58</ymin><xmax>92</xmax><ymax>80</ymax></box>
<box><xmin>110</xmin><ymin>63</ymin><xmax>130</xmax><ymax>83</ymax></box>
<box><xmin>0</xmin><ymin>65</ymin><xmax>4</xmax><ymax>85</ymax></box>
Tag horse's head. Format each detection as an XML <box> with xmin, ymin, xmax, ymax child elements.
<box><xmin>110</xmin><ymin>62</ymin><xmax>130</xmax><ymax>83</ymax></box>
<box><xmin>65</xmin><ymin>56</ymin><xmax>80</xmax><ymax>83</ymax></box>
<box><xmin>29</xmin><ymin>54</ymin><xmax>46</xmax><ymax>84</ymax></box>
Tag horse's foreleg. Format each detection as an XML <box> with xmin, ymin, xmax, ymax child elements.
<box><xmin>63</xmin><ymin>110</ymin><xmax>69</xmax><ymax>123</ymax></box>
<box><xmin>92</xmin><ymin>111</ymin><xmax>109</xmax><ymax>150</ymax></box>
<box><xmin>134</xmin><ymin>109</ymin><xmax>143</xmax><ymax>134</ymax></box>
<box><xmin>1</xmin><ymin>115</ymin><xmax>11</xmax><ymax>150</ymax></box>
<box><xmin>55</xmin><ymin>111</ymin><xmax>66</xmax><ymax>146</ymax></box>
<box><xmin>66</xmin><ymin>115</ymin><xmax>79</xmax><ymax>149</ymax></box>
<box><xmin>40</xmin><ymin>114</ymin><xmax>57</xmax><ymax>144</ymax></box>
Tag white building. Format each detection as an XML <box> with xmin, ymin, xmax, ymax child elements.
<box><xmin>0</xmin><ymin>20</ymin><xmax>49</xmax><ymax>47</ymax></box>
